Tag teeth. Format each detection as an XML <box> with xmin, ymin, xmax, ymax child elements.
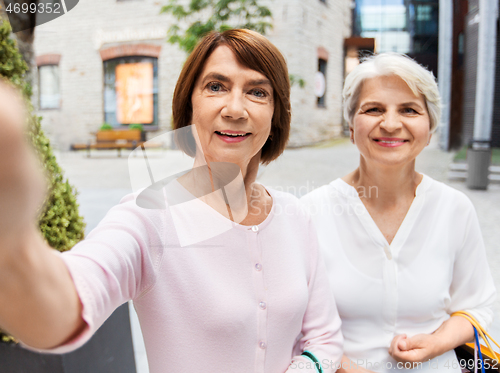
<box><xmin>218</xmin><ymin>131</ymin><xmax>247</xmax><ymax>137</ymax></box>
<box><xmin>379</xmin><ymin>140</ymin><xmax>404</xmax><ymax>144</ymax></box>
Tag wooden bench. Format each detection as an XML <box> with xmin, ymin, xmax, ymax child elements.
<box><xmin>71</xmin><ymin>129</ymin><xmax>162</xmax><ymax>157</ymax></box>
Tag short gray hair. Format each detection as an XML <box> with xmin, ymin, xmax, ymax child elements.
<box><xmin>343</xmin><ymin>53</ymin><xmax>441</xmax><ymax>133</ymax></box>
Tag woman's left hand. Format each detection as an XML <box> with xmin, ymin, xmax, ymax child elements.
<box><xmin>389</xmin><ymin>316</ymin><xmax>475</xmax><ymax>364</ymax></box>
<box><xmin>388</xmin><ymin>333</ymin><xmax>440</xmax><ymax>363</ymax></box>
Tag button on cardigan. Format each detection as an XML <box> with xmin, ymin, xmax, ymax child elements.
<box><xmin>32</xmin><ymin>186</ymin><xmax>343</xmax><ymax>373</ymax></box>
<box><xmin>301</xmin><ymin>174</ymin><xmax>496</xmax><ymax>372</ymax></box>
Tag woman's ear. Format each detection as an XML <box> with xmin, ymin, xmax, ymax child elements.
<box><xmin>350</xmin><ymin>126</ymin><xmax>355</xmax><ymax>144</ymax></box>
<box><xmin>427</xmin><ymin>134</ymin><xmax>432</xmax><ymax>146</ymax></box>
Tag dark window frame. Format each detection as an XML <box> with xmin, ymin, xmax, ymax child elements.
<box><xmin>103</xmin><ymin>56</ymin><xmax>159</xmax><ymax>128</ymax></box>
<box><xmin>317</xmin><ymin>58</ymin><xmax>327</xmax><ymax>108</ymax></box>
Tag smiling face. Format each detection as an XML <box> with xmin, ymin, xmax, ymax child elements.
<box><xmin>351</xmin><ymin>75</ymin><xmax>432</xmax><ymax>167</ymax></box>
<box><xmin>190</xmin><ymin>45</ymin><xmax>274</xmax><ymax>169</ymax></box>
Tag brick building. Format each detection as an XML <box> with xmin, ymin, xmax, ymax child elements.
<box><xmin>33</xmin><ymin>0</ymin><xmax>352</xmax><ymax>150</ymax></box>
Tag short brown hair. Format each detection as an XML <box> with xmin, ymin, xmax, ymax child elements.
<box><xmin>172</xmin><ymin>29</ymin><xmax>291</xmax><ymax>164</ymax></box>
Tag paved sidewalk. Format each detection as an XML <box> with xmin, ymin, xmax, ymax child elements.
<box><xmin>55</xmin><ymin>139</ymin><xmax>500</xmax><ymax>372</ymax></box>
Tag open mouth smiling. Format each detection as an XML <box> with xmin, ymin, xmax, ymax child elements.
<box><xmin>215</xmin><ymin>131</ymin><xmax>251</xmax><ymax>138</ymax></box>
<box><xmin>373</xmin><ymin>138</ymin><xmax>408</xmax><ymax>144</ymax></box>
<box><xmin>372</xmin><ymin>138</ymin><xmax>409</xmax><ymax>147</ymax></box>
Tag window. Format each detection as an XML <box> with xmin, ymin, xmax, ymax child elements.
<box><xmin>416</xmin><ymin>5</ymin><xmax>432</xmax><ymax>21</ymax></box>
<box><xmin>413</xmin><ymin>3</ymin><xmax>438</xmax><ymax>36</ymax></box>
<box><xmin>104</xmin><ymin>56</ymin><xmax>158</xmax><ymax>127</ymax></box>
<box><xmin>39</xmin><ymin>65</ymin><xmax>60</xmax><ymax>109</ymax></box>
<box><xmin>317</xmin><ymin>59</ymin><xmax>327</xmax><ymax>107</ymax></box>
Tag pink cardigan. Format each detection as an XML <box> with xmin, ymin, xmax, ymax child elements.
<box><xmin>36</xmin><ymin>186</ymin><xmax>343</xmax><ymax>372</ymax></box>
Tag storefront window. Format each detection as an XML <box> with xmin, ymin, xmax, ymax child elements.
<box><xmin>39</xmin><ymin>65</ymin><xmax>60</xmax><ymax>109</ymax></box>
<box><xmin>104</xmin><ymin>56</ymin><xmax>158</xmax><ymax>127</ymax></box>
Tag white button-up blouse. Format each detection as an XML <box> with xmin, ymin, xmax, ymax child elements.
<box><xmin>301</xmin><ymin>174</ymin><xmax>496</xmax><ymax>372</ymax></box>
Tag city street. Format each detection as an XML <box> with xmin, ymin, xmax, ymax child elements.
<box><xmin>55</xmin><ymin>138</ymin><xmax>500</xmax><ymax>373</ymax></box>
<box><xmin>1</xmin><ymin>0</ymin><xmax>497</xmax><ymax>370</ymax></box>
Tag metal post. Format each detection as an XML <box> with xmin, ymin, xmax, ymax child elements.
<box><xmin>467</xmin><ymin>0</ymin><xmax>498</xmax><ymax>189</ymax></box>
<box><xmin>438</xmin><ymin>0</ymin><xmax>453</xmax><ymax>151</ymax></box>
<box><xmin>473</xmin><ymin>0</ymin><xmax>498</xmax><ymax>141</ymax></box>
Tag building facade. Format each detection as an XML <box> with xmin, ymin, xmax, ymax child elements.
<box><xmin>461</xmin><ymin>0</ymin><xmax>500</xmax><ymax>149</ymax></box>
<box><xmin>352</xmin><ymin>0</ymin><xmax>439</xmax><ymax>75</ymax></box>
<box><xmin>33</xmin><ymin>0</ymin><xmax>352</xmax><ymax>150</ymax></box>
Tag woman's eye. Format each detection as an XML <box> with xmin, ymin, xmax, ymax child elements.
<box><xmin>249</xmin><ymin>89</ymin><xmax>267</xmax><ymax>99</ymax></box>
<box><xmin>365</xmin><ymin>107</ymin><xmax>381</xmax><ymax>113</ymax></box>
<box><xmin>207</xmin><ymin>82</ymin><xmax>224</xmax><ymax>92</ymax></box>
<box><xmin>402</xmin><ymin>107</ymin><xmax>418</xmax><ymax>114</ymax></box>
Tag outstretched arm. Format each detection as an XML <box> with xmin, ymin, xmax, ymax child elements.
<box><xmin>0</xmin><ymin>82</ymin><xmax>85</xmax><ymax>349</ymax></box>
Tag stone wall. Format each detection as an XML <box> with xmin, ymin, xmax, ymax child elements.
<box><xmin>264</xmin><ymin>0</ymin><xmax>351</xmax><ymax>146</ymax></box>
<box><xmin>33</xmin><ymin>0</ymin><xmax>351</xmax><ymax>150</ymax></box>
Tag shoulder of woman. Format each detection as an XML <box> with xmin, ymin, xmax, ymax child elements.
<box><xmin>299</xmin><ymin>182</ymin><xmax>337</xmax><ymax>205</ymax></box>
<box><xmin>266</xmin><ymin>186</ymin><xmax>300</xmax><ymax>208</ymax></box>
<box><xmin>422</xmin><ymin>175</ymin><xmax>476</xmax><ymax>212</ymax></box>
<box><xmin>98</xmin><ymin>190</ymin><xmax>168</xmax><ymax>232</ymax></box>
<box><xmin>264</xmin><ymin>187</ymin><xmax>315</xmax><ymax>221</ymax></box>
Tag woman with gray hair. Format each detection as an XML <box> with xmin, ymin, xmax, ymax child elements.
<box><xmin>301</xmin><ymin>53</ymin><xmax>496</xmax><ymax>372</ymax></box>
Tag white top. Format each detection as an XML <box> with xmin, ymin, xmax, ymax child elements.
<box><xmin>34</xmin><ymin>184</ymin><xmax>343</xmax><ymax>373</ymax></box>
<box><xmin>301</xmin><ymin>174</ymin><xmax>496</xmax><ymax>372</ymax></box>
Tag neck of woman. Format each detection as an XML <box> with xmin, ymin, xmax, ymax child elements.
<box><xmin>192</xmin><ymin>152</ymin><xmax>262</xmax><ymax>203</ymax></box>
<box><xmin>186</xmin><ymin>152</ymin><xmax>268</xmax><ymax>223</ymax></box>
<box><xmin>345</xmin><ymin>157</ymin><xmax>422</xmax><ymax>207</ymax></box>
<box><xmin>242</xmin><ymin>154</ymin><xmax>262</xmax><ymax>204</ymax></box>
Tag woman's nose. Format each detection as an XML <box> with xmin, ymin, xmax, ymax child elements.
<box><xmin>221</xmin><ymin>92</ymin><xmax>248</xmax><ymax>120</ymax></box>
<box><xmin>380</xmin><ymin>110</ymin><xmax>402</xmax><ymax>132</ymax></box>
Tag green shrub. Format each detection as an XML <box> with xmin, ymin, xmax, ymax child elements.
<box><xmin>0</xmin><ymin>20</ymin><xmax>86</xmax><ymax>343</ymax></box>
<box><xmin>129</xmin><ymin>123</ymin><xmax>143</xmax><ymax>131</ymax></box>
<box><xmin>0</xmin><ymin>21</ymin><xmax>31</xmax><ymax>97</ymax></box>
<box><xmin>494</xmin><ymin>148</ymin><xmax>500</xmax><ymax>165</ymax></box>
<box><xmin>453</xmin><ymin>146</ymin><xmax>467</xmax><ymax>163</ymax></box>
<box><xmin>100</xmin><ymin>122</ymin><xmax>113</xmax><ymax>131</ymax></box>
